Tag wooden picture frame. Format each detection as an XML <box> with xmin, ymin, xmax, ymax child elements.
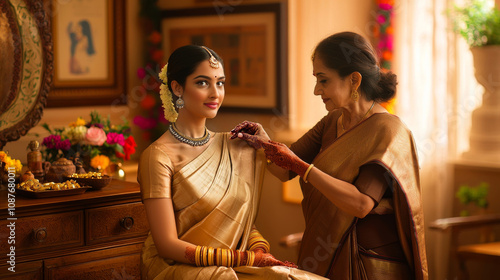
<box><xmin>161</xmin><ymin>3</ymin><xmax>288</xmax><ymax>115</ymax></box>
<box><xmin>46</xmin><ymin>0</ymin><xmax>126</xmax><ymax>107</ymax></box>
<box><xmin>0</xmin><ymin>0</ymin><xmax>53</xmax><ymax>148</ymax></box>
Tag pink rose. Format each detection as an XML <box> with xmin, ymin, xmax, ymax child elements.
<box><xmin>85</xmin><ymin>127</ymin><xmax>107</xmax><ymax>146</ymax></box>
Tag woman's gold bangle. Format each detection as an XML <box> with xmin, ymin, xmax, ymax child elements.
<box><xmin>303</xmin><ymin>164</ymin><xmax>314</xmax><ymax>183</ymax></box>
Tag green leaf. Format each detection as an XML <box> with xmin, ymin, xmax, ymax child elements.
<box><xmin>41</xmin><ymin>123</ymin><xmax>53</xmax><ymax>134</ymax></box>
<box><xmin>448</xmin><ymin>0</ymin><xmax>500</xmax><ymax>47</ymax></box>
<box><xmin>112</xmin><ymin>143</ymin><xmax>123</xmax><ymax>154</ymax></box>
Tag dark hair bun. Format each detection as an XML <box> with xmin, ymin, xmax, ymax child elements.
<box><xmin>375</xmin><ymin>71</ymin><xmax>398</xmax><ymax>102</ymax></box>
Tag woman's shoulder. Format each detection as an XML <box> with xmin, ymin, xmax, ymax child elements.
<box><xmin>140</xmin><ymin>134</ymin><xmax>173</xmax><ymax>163</ymax></box>
<box><xmin>368</xmin><ymin>113</ymin><xmax>414</xmax><ymax>142</ymax></box>
<box><xmin>372</xmin><ymin>113</ymin><xmax>409</xmax><ymax>129</ymax></box>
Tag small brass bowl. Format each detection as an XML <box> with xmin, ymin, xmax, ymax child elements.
<box><xmin>67</xmin><ymin>175</ymin><xmax>112</xmax><ymax>190</ymax></box>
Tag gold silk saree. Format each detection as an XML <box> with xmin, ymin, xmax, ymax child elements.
<box><xmin>139</xmin><ymin>133</ymin><xmax>327</xmax><ymax>280</ymax></box>
<box><xmin>294</xmin><ymin>112</ymin><xmax>428</xmax><ymax>280</ymax></box>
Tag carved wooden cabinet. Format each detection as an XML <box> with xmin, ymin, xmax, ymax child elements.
<box><xmin>0</xmin><ymin>180</ymin><xmax>149</xmax><ymax>279</ymax></box>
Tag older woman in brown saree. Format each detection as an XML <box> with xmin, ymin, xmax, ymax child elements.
<box><xmin>232</xmin><ymin>32</ymin><xmax>428</xmax><ymax>280</ymax></box>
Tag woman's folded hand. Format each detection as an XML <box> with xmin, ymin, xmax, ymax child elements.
<box><xmin>254</xmin><ymin>251</ymin><xmax>298</xmax><ymax>268</ymax></box>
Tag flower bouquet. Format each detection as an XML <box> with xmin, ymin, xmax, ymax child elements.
<box><xmin>0</xmin><ymin>151</ymin><xmax>23</xmax><ymax>183</ymax></box>
<box><xmin>41</xmin><ymin>111</ymin><xmax>136</xmax><ymax>172</ymax></box>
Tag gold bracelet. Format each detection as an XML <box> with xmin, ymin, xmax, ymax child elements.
<box><xmin>221</xmin><ymin>249</ymin><xmax>227</xmax><ymax>267</ymax></box>
<box><xmin>195</xmin><ymin>245</ymin><xmax>202</xmax><ymax>266</ymax></box>
<box><xmin>208</xmin><ymin>247</ymin><xmax>214</xmax><ymax>266</ymax></box>
<box><xmin>303</xmin><ymin>164</ymin><xmax>314</xmax><ymax>184</ymax></box>
<box><xmin>202</xmin><ymin>246</ymin><xmax>208</xmax><ymax>266</ymax></box>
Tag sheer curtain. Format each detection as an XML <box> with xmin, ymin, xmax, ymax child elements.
<box><xmin>394</xmin><ymin>0</ymin><xmax>480</xmax><ymax>279</ymax></box>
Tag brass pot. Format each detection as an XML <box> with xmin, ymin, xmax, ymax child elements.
<box><xmin>44</xmin><ymin>158</ymin><xmax>76</xmax><ymax>183</ymax></box>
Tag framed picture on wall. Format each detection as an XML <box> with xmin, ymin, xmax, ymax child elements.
<box><xmin>46</xmin><ymin>0</ymin><xmax>126</xmax><ymax>107</ymax></box>
<box><xmin>162</xmin><ymin>3</ymin><xmax>288</xmax><ymax>115</ymax></box>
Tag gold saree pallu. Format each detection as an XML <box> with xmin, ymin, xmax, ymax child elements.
<box><xmin>140</xmin><ymin>133</ymin><xmax>328</xmax><ymax>280</ymax></box>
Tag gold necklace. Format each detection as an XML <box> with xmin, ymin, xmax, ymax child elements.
<box><xmin>169</xmin><ymin>123</ymin><xmax>210</xmax><ymax>146</ymax></box>
<box><xmin>339</xmin><ymin>101</ymin><xmax>375</xmax><ymax>133</ymax></box>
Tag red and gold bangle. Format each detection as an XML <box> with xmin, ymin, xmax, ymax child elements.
<box><xmin>247</xmin><ymin>251</ymin><xmax>255</xmax><ymax>266</ymax></box>
<box><xmin>248</xmin><ymin>228</ymin><xmax>271</xmax><ymax>253</ymax></box>
<box><xmin>194</xmin><ymin>246</ymin><xmax>256</xmax><ymax>267</ymax></box>
<box><xmin>303</xmin><ymin>164</ymin><xmax>314</xmax><ymax>183</ymax></box>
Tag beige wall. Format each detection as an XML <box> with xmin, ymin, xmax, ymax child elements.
<box><xmin>3</xmin><ymin>0</ymin><xmax>144</xmax><ymax>162</ymax></box>
<box><xmin>3</xmin><ymin>0</ymin><xmax>377</xmax><ymax>265</ymax></box>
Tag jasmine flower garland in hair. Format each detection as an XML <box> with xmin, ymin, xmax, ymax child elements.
<box><xmin>159</xmin><ymin>63</ymin><xmax>178</xmax><ymax>122</ymax></box>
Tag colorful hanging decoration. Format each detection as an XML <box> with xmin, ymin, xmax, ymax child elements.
<box><xmin>373</xmin><ymin>0</ymin><xmax>396</xmax><ymax>114</ymax></box>
<box><xmin>132</xmin><ymin>0</ymin><xmax>169</xmax><ymax>142</ymax></box>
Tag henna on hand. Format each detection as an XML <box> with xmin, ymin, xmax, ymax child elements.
<box><xmin>185</xmin><ymin>246</ymin><xmax>196</xmax><ymax>264</ymax></box>
<box><xmin>235</xmin><ymin>133</ymin><xmax>269</xmax><ymax>150</ymax></box>
<box><xmin>260</xmin><ymin>140</ymin><xmax>309</xmax><ymax>177</ymax></box>
<box><xmin>253</xmin><ymin>251</ymin><xmax>298</xmax><ymax>268</ymax></box>
<box><xmin>230</xmin><ymin>121</ymin><xmax>261</xmax><ymax>139</ymax></box>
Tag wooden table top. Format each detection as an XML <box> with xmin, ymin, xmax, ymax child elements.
<box><xmin>0</xmin><ymin>179</ymin><xmax>142</xmax><ymax>218</ymax></box>
<box><xmin>458</xmin><ymin>242</ymin><xmax>500</xmax><ymax>257</ymax></box>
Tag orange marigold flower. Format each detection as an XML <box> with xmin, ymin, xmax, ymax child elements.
<box><xmin>90</xmin><ymin>155</ymin><xmax>110</xmax><ymax>171</ymax></box>
<box><xmin>382</xmin><ymin>50</ymin><xmax>392</xmax><ymax>61</ymax></box>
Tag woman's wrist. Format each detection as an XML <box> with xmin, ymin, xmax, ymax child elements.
<box><xmin>191</xmin><ymin>245</ymin><xmax>256</xmax><ymax>267</ymax></box>
<box><xmin>303</xmin><ymin>164</ymin><xmax>314</xmax><ymax>183</ymax></box>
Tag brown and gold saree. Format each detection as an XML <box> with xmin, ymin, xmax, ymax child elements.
<box><xmin>291</xmin><ymin>112</ymin><xmax>428</xmax><ymax>280</ymax></box>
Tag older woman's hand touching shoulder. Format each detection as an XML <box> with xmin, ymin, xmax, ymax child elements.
<box><xmin>230</xmin><ymin>121</ymin><xmax>271</xmax><ymax>149</ymax></box>
<box><xmin>231</xmin><ymin>121</ymin><xmax>311</xmax><ymax>180</ymax></box>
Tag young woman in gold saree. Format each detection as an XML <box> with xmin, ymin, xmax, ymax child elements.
<box><xmin>138</xmin><ymin>45</ymin><xmax>327</xmax><ymax>280</ymax></box>
<box><xmin>232</xmin><ymin>32</ymin><xmax>428</xmax><ymax>279</ymax></box>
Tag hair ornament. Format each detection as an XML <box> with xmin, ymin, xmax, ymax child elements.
<box><xmin>159</xmin><ymin>63</ymin><xmax>178</xmax><ymax>122</ymax></box>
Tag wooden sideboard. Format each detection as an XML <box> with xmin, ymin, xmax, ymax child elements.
<box><xmin>0</xmin><ymin>180</ymin><xmax>149</xmax><ymax>279</ymax></box>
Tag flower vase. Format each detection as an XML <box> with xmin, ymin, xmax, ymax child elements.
<box><xmin>463</xmin><ymin>46</ymin><xmax>500</xmax><ymax>161</ymax></box>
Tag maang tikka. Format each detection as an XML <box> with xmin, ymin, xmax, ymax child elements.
<box><xmin>201</xmin><ymin>46</ymin><xmax>220</xmax><ymax>69</ymax></box>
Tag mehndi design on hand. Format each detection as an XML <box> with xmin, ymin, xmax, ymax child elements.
<box><xmin>260</xmin><ymin>140</ymin><xmax>309</xmax><ymax>178</ymax></box>
<box><xmin>230</xmin><ymin>121</ymin><xmax>270</xmax><ymax>150</ymax></box>
<box><xmin>230</xmin><ymin>121</ymin><xmax>261</xmax><ymax>139</ymax></box>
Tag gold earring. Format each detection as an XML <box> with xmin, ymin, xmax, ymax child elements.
<box><xmin>351</xmin><ymin>89</ymin><xmax>359</xmax><ymax>101</ymax></box>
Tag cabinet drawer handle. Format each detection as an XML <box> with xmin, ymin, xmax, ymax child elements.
<box><xmin>120</xmin><ymin>216</ymin><xmax>134</xmax><ymax>230</ymax></box>
<box><xmin>33</xmin><ymin>227</ymin><xmax>47</xmax><ymax>242</ymax></box>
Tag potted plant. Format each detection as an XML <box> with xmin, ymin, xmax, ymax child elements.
<box><xmin>455</xmin><ymin>182</ymin><xmax>489</xmax><ymax>216</ymax></box>
<box><xmin>449</xmin><ymin>0</ymin><xmax>500</xmax><ymax>161</ymax></box>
